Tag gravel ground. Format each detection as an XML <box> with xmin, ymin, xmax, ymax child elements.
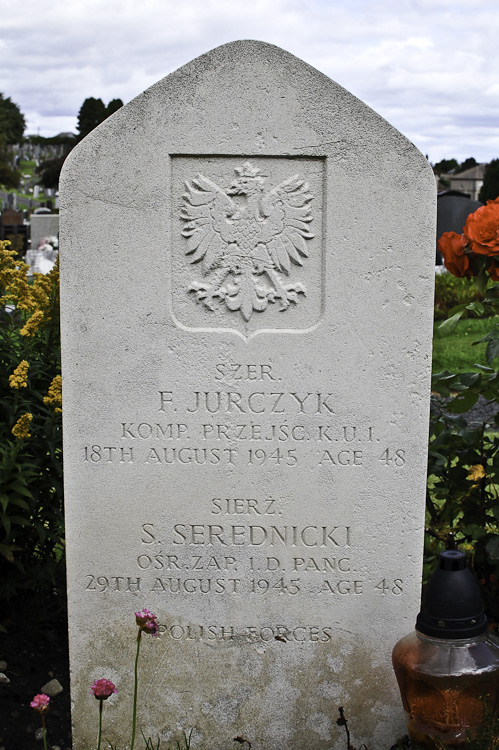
<box><xmin>463</xmin><ymin>395</ymin><xmax>499</xmax><ymax>427</ymax></box>
<box><xmin>432</xmin><ymin>393</ymin><xmax>499</xmax><ymax>428</ymax></box>
<box><xmin>0</xmin><ymin>596</ymin><xmax>71</xmax><ymax>750</ymax></box>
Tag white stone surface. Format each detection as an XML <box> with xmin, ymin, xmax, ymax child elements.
<box><xmin>29</xmin><ymin>214</ymin><xmax>59</xmax><ymax>251</ymax></box>
<box><xmin>60</xmin><ymin>41</ymin><xmax>436</xmax><ymax>750</ymax></box>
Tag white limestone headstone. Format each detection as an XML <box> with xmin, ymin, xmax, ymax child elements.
<box><xmin>60</xmin><ymin>41</ymin><xmax>435</xmax><ymax>750</ymax></box>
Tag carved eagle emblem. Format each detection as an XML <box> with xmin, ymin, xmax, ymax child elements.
<box><xmin>180</xmin><ymin>162</ymin><xmax>314</xmax><ymax>321</ymax></box>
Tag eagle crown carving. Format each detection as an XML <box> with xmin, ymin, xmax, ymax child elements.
<box><xmin>180</xmin><ymin>161</ymin><xmax>315</xmax><ymax>321</ymax></box>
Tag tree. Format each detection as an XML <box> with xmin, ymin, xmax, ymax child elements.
<box><xmin>456</xmin><ymin>157</ymin><xmax>477</xmax><ymax>174</ymax></box>
<box><xmin>106</xmin><ymin>98</ymin><xmax>123</xmax><ymax>117</ymax></box>
<box><xmin>0</xmin><ymin>161</ymin><xmax>20</xmax><ymax>189</ymax></box>
<box><xmin>479</xmin><ymin>160</ymin><xmax>499</xmax><ymax>203</ymax></box>
<box><xmin>434</xmin><ymin>158</ymin><xmax>459</xmax><ymax>175</ymax></box>
<box><xmin>0</xmin><ymin>94</ymin><xmax>24</xmax><ymax>188</ymax></box>
<box><xmin>0</xmin><ymin>135</ymin><xmax>20</xmax><ymax>189</ymax></box>
<box><xmin>0</xmin><ymin>94</ymin><xmax>25</xmax><ymax>144</ymax></box>
<box><xmin>77</xmin><ymin>97</ymin><xmax>124</xmax><ymax>140</ymax></box>
<box><xmin>77</xmin><ymin>97</ymin><xmax>106</xmax><ymax>139</ymax></box>
<box><xmin>33</xmin><ymin>134</ymin><xmax>77</xmax><ymax>189</ymax></box>
<box><xmin>36</xmin><ymin>156</ymin><xmax>67</xmax><ymax>189</ymax></box>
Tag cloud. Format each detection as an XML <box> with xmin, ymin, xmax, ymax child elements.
<box><xmin>1</xmin><ymin>0</ymin><xmax>498</xmax><ymax>162</ymax></box>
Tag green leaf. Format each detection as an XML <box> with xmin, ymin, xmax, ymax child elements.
<box><xmin>447</xmin><ymin>303</ymin><xmax>468</xmax><ymax>317</ymax></box>
<box><xmin>5</xmin><ymin>497</ymin><xmax>29</xmax><ymax>511</ymax></box>
<box><xmin>1</xmin><ymin>513</ymin><xmax>11</xmax><ymax>536</ymax></box>
<box><xmin>445</xmin><ymin>392</ymin><xmax>480</xmax><ymax>413</ymax></box>
<box><xmin>475</xmin><ymin>265</ymin><xmax>490</xmax><ymax>294</ymax></box>
<box><xmin>467</xmin><ymin>301</ymin><xmax>485</xmax><ymax>316</ymax></box>
<box><xmin>462</xmin><ymin>524</ymin><xmax>488</xmax><ymax>539</ymax></box>
<box><xmin>438</xmin><ymin>311</ymin><xmax>465</xmax><ymax>336</ymax></box>
<box><xmin>7</xmin><ymin>482</ymin><xmax>33</xmax><ymax>498</ymax></box>
<box><xmin>8</xmin><ymin>516</ymin><xmax>30</xmax><ymax>527</ymax></box>
<box><xmin>472</xmin><ymin>326</ymin><xmax>499</xmax><ymax>345</ymax></box>
<box><xmin>459</xmin><ymin>373</ymin><xmax>481</xmax><ymax>387</ymax></box>
<box><xmin>0</xmin><ymin>543</ymin><xmax>15</xmax><ymax>563</ymax></box>
<box><xmin>487</xmin><ymin>337</ymin><xmax>499</xmax><ymax>364</ymax></box>
<box><xmin>433</xmin><ymin>370</ymin><xmax>460</xmax><ymax>381</ymax></box>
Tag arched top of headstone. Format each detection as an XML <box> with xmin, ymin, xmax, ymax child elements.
<box><xmin>62</xmin><ymin>39</ymin><xmax>432</xmax><ymax>190</ymax></box>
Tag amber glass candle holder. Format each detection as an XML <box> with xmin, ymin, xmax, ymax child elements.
<box><xmin>392</xmin><ymin>550</ymin><xmax>499</xmax><ymax>748</ymax></box>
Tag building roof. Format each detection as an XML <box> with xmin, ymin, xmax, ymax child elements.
<box><xmin>452</xmin><ymin>164</ymin><xmax>486</xmax><ymax>180</ymax></box>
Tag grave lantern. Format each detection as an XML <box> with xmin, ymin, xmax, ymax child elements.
<box><xmin>392</xmin><ymin>550</ymin><xmax>499</xmax><ymax>747</ymax></box>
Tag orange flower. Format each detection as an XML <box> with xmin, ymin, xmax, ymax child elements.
<box><xmin>464</xmin><ymin>198</ymin><xmax>499</xmax><ymax>256</ymax></box>
<box><xmin>438</xmin><ymin>231</ymin><xmax>472</xmax><ymax>278</ymax></box>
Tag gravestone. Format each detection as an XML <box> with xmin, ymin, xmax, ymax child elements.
<box><xmin>1</xmin><ymin>208</ymin><xmax>28</xmax><ymax>256</ymax></box>
<box><xmin>29</xmin><ymin>212</ymin><xmax>59</xmax><ymax>250</ymax></box>
<box><xmin>60</xmin><ymin>41</ymin><xmax>435</xmax><ymax>749</ymax></box>
<box><xmin>436</xmin><ymin>190</ymin><xmax>482</xmax><ymax>263</ymax></box>
<box><xmin>1</xmin><ymin>207</ymin><xmax>22</xmax><ymax>227</ymax></box>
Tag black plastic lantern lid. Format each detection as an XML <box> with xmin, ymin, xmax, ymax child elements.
<box><xmin>416</xmin><ymin>550</ymin><xmax>487</xmax><ymax>639</ymax></box>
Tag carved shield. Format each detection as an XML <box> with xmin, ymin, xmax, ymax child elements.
<box><xmin>171</xmin><ymin>156</ymin><xmax>324</xmax><ymax>340</ymax></box>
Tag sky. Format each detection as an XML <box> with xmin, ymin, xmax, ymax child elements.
<box><xmin>1</xmin><ymin>0</ymin><xmax>498</xmax><ymax>165</ymax></box>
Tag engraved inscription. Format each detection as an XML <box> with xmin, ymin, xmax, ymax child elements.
<box><xmin>158</xmin><ymin>624</ymin><xmax>333</xmax><ymax>643</ymax></box>
<box><xmin>82</xmin><ymin>361</ymin><xmax>408</xmax><ymax>469</ymax></box>
<box><xmin>84</xmin><ymin>516</ymin><xmax>405</xmax><ymax>605</ymax></box>
<box><xmin>180</xmin><ymin>162</ymin><xmax>314</xmax><ymax>321</ymax></box>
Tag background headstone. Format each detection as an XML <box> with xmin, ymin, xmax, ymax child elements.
<box><xmin>60</xmin><ymin>41</ymin><xmax>435</xmax><ymax>750</ymax></box>
<box><xmin>1</xmin><ymin>208</ymin><xmax>27</xmax><ymax>257</ymax></box>
<box><xmin>1</xmin><ymin>207</ymin><xmax>22</xmax><ymax>226</ymax></box>
<box><xmin>29</xmin><ymin>212</ymin><xmax>59</xmax><ymax>250</ymax></box>
<box><xmin>436</xmin><ymin>189</ymin><xmax>482</xmax><ymax>263</ymax></box>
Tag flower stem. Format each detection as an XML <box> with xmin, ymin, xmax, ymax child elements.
<box><xmin>130</xmin><ymin>629</ymin><xmax>142</xmax><ymax>750</ymax></box>
<box><xmin>97</xmin><ymin>699</ymin><xmax>103</xmax><ymax>750</ymax></box>
<box><xmin>41</xmin><ymin>715</ymin><xmax>47</xmax><ymax>750</ymax></box>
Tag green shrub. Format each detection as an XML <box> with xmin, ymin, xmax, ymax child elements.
<box><xmin>427</xmin><ymin>375</ymin><xmax>499</xmax><ymax>620</ymax></box>
<box><xmin>0</xmin><ymin>241</ymin><xmax>63</xmax><ymax>602</ymax></box>
<box><xmin>434</xmin><ymin>271</ymin><xmax>489</xmax><ymax>319</ymax></box>
<box><xmin>428</xmin><ymin>281</ymin><xmax>499</xmax><ymax>619</ymax></box>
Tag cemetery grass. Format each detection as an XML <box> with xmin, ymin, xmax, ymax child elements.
<box><xmin>432</xmin><ymin>315</ymin><xmax>499</xmax><ymax>373</ymax></box>
<box><xmin>4</xmin><ymin>158</ymin><xmax>49</xmax><ymax>203</ymax></box>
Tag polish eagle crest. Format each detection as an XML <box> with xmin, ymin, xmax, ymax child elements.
<box><xmin>180</xmin><ymin>162</ymin><xmax>314</xmax><ymax>321</ymax></box>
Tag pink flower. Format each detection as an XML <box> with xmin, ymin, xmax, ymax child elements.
<box><xmin>30</xmin><ymin>694</ymin><xmax>50</xmax><ymax>714</ymax></box>
<box><xmin>90</xmin><ymin>678</ymin><xmax>117</xmax><ymax>700</ymax></box>
<box><xmin>135</xmin><ymin>608</ymin><xmax>159</xmax><ymax>637</ymax></box>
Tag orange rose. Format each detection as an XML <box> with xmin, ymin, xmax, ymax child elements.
<box><xmin>488</xmin><ymin>261</ymin><xmax>499</xmax><ymax>281</ymax></box>
<box><xmin>438</xmin><ymin>231</ymin><xmax>473</xmax><ymax>278</ymax></box>
<box><xmin>464</xmin><ymin>198</ymin><xmax>499</xmax><ymax>256</ymax></box>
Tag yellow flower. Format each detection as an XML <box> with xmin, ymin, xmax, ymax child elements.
<box><xmin>460</xmin><ymin>543</ymin><xmax>474</xmax><ymax>552</ymax></box>
<box><xmin>44</xmin><ymin>375</ymin><xmax>62</xmax><ymax>413</ymax></box>
<box><xmin>9</xmin><ymin>360</ymin><xmax>29</xmax><ymax>388</ymax></box>
<box><xmin>0</xmin><ymin>241</ymin><xmax>34</xmax><ymax>310</ymax></box>
<box><xmin>468</xmin><ymin>464</ymin><xmax>486</xmax><ymax>481</ymax></box>
<box><xmin>20</xmin><ymin>309</ymin><xmax>45</xmax><ymax>337</ymax></box>
<box><xmin>11</xmin><ymin>413</ymin><xmax>33</xmax><ymax>440</ymax></box>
